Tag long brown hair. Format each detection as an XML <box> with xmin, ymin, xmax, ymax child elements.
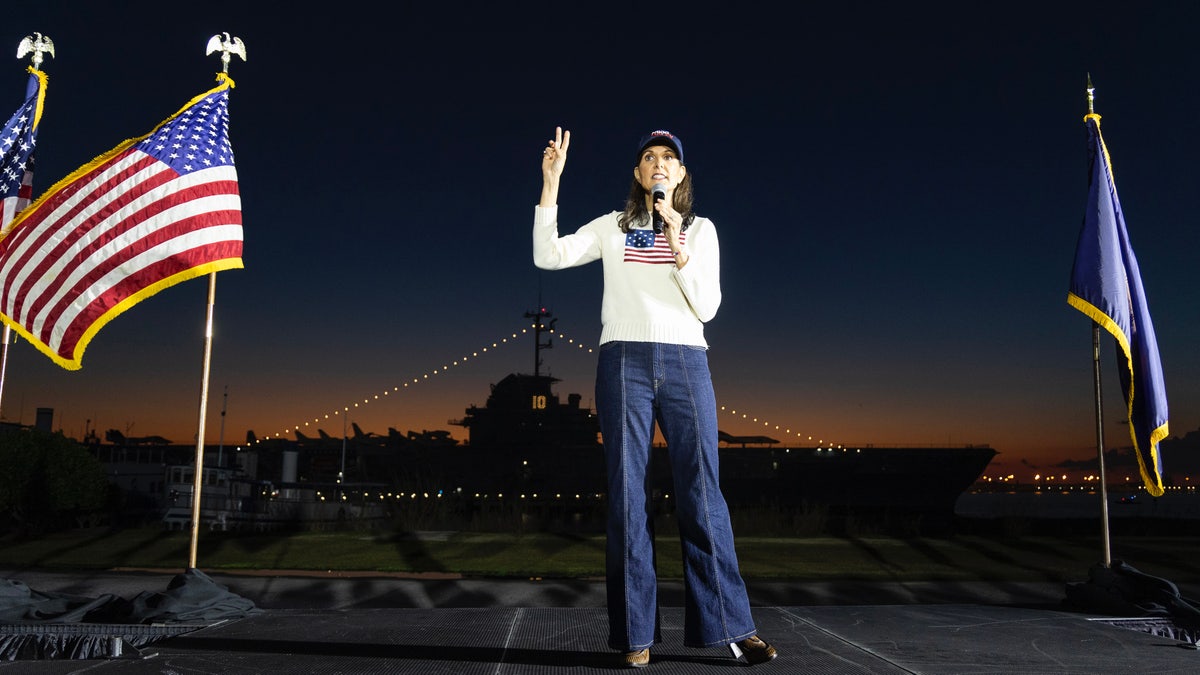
<box><xmin>617</xmin><ymin>173</ymin><xmax>696</xmax><ymax>234</ymax></box>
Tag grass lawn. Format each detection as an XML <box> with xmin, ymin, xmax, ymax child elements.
<box><xmin>1</xmin><ymin>526</ymin><xmax>1197</xmax><ymax>585</ymax></box>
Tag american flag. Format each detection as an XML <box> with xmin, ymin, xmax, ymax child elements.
<box><xmin>0</xmin><ymin>70</ymin><xmax>44</xmax><ymax>233</ymax></box>
<box><xmin>624</xmin><ymin>229</ymin><xmax>686</xmax><ymax>264</ymax></box>
<box><xmin>0</xmin><ymin>74</ymin><xmax>243</xmax><ymax>370</ymax></box>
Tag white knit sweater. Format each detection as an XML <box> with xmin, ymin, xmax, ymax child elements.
<box><xmin>532</xmin><ymin>205</ymin><xmax>721</xmax><ymax>348</ymax></box>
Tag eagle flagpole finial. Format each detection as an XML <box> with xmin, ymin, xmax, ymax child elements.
<box><xmin>17</xmin><ymin>33</ymin><xmax>55</xmax><ymax>70</ymax></box>
<box><xmin>205</xmin><ymin>32</ymin><xmax>246</xmax><ymax>73</ymax></box>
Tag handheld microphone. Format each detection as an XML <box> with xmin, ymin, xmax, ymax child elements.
<box><xmin>651</xmin><ymin>183</ymin><xmax>666</xmax><ymax>234</ymax></box>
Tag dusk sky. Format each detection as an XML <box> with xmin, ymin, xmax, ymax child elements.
<box><xmin>1</xmin><ymin>2</ymin><xmax>1198</xmax><ymax>478</ymax></box>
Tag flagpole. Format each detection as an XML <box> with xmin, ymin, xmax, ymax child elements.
<box><xmin>188</xmin><ymin>272</ymin><xmax>217</xmax><ymax>569</ymax></box>
<box><xmin>1091</xmin><ymin>323</ymin><xmax>1112</xmax><ymax>566</ymax></box>
<box><xmin>1085</xmin><ymin>74</ymin><xmax>1113</xmax><ymax>568</ymax></box>
<box><xmin>187</xmin><ymin>34</ymin><xmax>246</xmax><ymax>570</ymax></box>
<box><xmin>0</xmin><ymin>326</ymin><xmax>10</xmax><ymax>420</ymax></box>
<box><xmin>0</xmin><ymin>36</ymin><xmax>54</xmax><ymax>423</ymax></box>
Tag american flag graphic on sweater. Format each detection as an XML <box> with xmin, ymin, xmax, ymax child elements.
<box><xmin>624</xmin><ymin>229</ymin><xmax>686</xmax><ymax>264</ymax></box>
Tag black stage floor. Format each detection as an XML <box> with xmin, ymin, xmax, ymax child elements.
<box><xmin>1</xmin><ymin>571</ymin><xmax>1197</xmax><ymax>673</ymax></box>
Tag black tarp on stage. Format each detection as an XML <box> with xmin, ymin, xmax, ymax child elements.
<box><xmin>0</xmin><ymin>568</ymin><xmax>259</xmax><ymax>660</ymax></box>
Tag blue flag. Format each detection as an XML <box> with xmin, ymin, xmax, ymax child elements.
<box><xmin>1068</xmin><ymin>113</ymin><xmax>1168</xmax><ymax>497</ymax></box>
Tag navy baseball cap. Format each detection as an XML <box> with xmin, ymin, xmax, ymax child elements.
<box><xmin>636</xmin><ymin>130</ymin><xmax>684</xmax><ymax>164</ymax></box>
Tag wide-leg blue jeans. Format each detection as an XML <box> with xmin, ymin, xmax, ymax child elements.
<box><xmin>596</xmin><ymin>341</ymin><xmax>757</xmax><ymax>651</ymax></box>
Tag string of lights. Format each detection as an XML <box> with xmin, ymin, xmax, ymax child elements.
<box><xmin>542</xmin><ymin>329</ymin><xmax>839</xmax><ymax>447</ymax></box>
<box><xmin>250</xmin><ymin>322</ymin><xmax>836</xmax><ymax>448</ymax></box>
<box><xmin>718</xmin><ymin>405</ymin><xmax>835</xmax><ymax>448</ymax></box>
<box><xmin>251</xmin><ymin>325</ymin><xmax>543</xmax><ymax>445</ymax></box>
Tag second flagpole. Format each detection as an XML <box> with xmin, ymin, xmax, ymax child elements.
<box><xmin>188</xmin><ymin>272</ymin><xmax>218</xmax><ymax>569</ymax></box>
<box><xmin>1084</xmin><ymin>75</ymin><xmax>1112</xmax><ymax>569</ymax></box>
<box><xmin>186</xmin><ymin>33</ymin><xmax>246</xmax><ymax>571</ymax></box>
